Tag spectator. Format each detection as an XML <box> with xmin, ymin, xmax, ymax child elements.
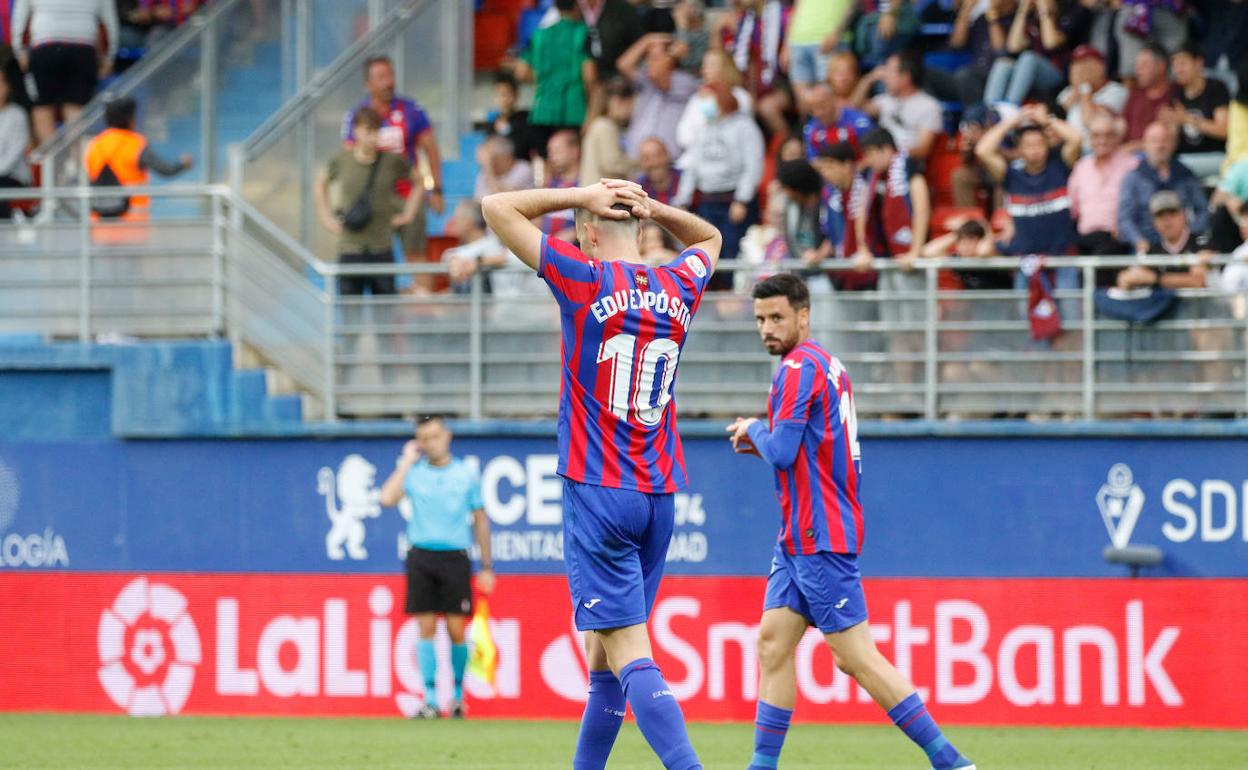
<box><xmin>578</xmin><ymin>0</ymin><xmax>643</xmax><ymax>81</ymax></box>
<box><xmin>84</xmin><ymin>96</ymin><xmax>191</xmax><ymax>222</ymax></box>
<box><xmin>983</xmin><ymin>0</ymin><xmax>1088</xmax><ymax>107</ymax></box>
<box><xmin>928</xmin><ymin>0</ymin><xmax>1016</xmax><ymax>108</ymax></box>
<box><xmin>482</xmin><ymin>71</ymin><xmax>533</xmax><ymax>161</ymax></box>
<box><xmin>0</xmin><ymin>69</ymin><xmax>29</xmax><ymax>219</ymax></box>
<box><xmin>315</xmin><ymin>107</ymin><xmax>422</xmax><ymax>298</ymax></box>
<box><xmin>802</xmin><ymin>83</ymin><xmax>874</xmax><ymax>160</ymax></box>
<box><xmin>782</xmin><ymin>0</ymin><xmax>851</xmax><ymax>109</ymax></box>
<box><xmin>10</xmin><ymin>0</ymin><xmax>119</xmax><ymax>146</ymax></box>
<box><xmin>853</xmin><ymin>126</ymin><xmax>931</xmax><ymax>401</ymax></box>
<box><xmin>1113</xmin><ymin>0</ymin><xmax>1187</xmax><ymax>79</ymax></box>
<box><xmin>1056</xmin><ymin>44</ymin><xmax>1127</xmax><ymax>149</ymax></box>
<box><xmin>716</xmin><ymin>0</ymin><xmax>788</xmax><ymax>98</ymax></box>
<box><xmin>617</xmin><ymin>32</ymin><xmax>699</xmax><ymax>159</ymax></box>
<box><xmin>640</xmin><ymin>221</ymin><xmax>680</xmax><ymax>263</ymax></box>
<box><xmin>540</xmin><ymin>129</ymin><xmax>580</xmax><ymax>241</ymax></box>
<box><xmin>1114</xmin><ymin>189</ymin><xmax>1209</xmax><ymax>290</ymax></box>
<box><xmin>635</xmin><ymin>136</ymin><xmax>681</xmax><ymax>204</ymax></box>
<box><xmin>513</xmin><ymin>0</ymin><xmax>594</xmax><ymax>152</ymax></box>
<box><xmin>922</xmin><ymin>218</ymin><xmax>1013</xmax><ymax>288</ymax></box>
<box><xmin>670</xmin><ymin>0</ymin><xmax>711</xmax><ymax>75</ymax></box>
<box><xmin>1161</xmin><ymin>41</ymin><xmax>1229</xmax><ymax>179</ymax></box>
<box><xmin>1117</xmin><ymin>121</ymin><xmax>1209</xmax><ymax>255</ymax></box>
<box><xmin>1122</xmin><ymin>44</ymin><xmax>1175</xmax><ymax>146</ymax></box>
<box><xmin>812</xmin><ymin>140</ymin><xmax>871</xmax><ymax>283</ymax></box>
<box><xmin>854</xmin><ymin>0</ymin><xmax>919</xmax><ymax>71</ymax></box>
<box><xmin>1068</xmin><ymin>113</ymin><xmax>1139</xmax><ymax>255</ymax></box>
<box><xmin>343</xmin><ymin>55</ymin><xmax>445</xmax><ymax>278</ymax></box>
<box><xmin>580</xmin><ymin>77</ymin><xmax>635</xmax><ymax>186</ymax></box>
<box><xmin>1228</xmin><ymin>58</ymin><xmax>1248</xmax><ymax>170</ymax></box>
<box><xmin>826</xmin><ymin>50</ymin><xmax>861</xmax><ymax>112</ymax></box>
<box><xmin>775</xmin><ymin>159</ymin><xmax>826</xmax><ymax>275</ymax></box>
<box><xmin>674</xmin><ymin>82</ymin><xmax>765</xmax><ymax>290</ymax></box>
<box><xmin>950</xmin><ymin>105</ymin><xmax>999</xmax><ymax>214</ymax></box>
<box><xmin>1207</xmin><ymin>158</ymin><xmax>1248</xmax><ymax>253</ymax></box>
<box><xmin>676</xmin><ymin>49</ymin><xmax>752</xmax><ymax>165</ymax></box>
<box><xmin>737</xmin><ymin>183</ymin><xmax>787</xmax><ymax>288</ymax></box>
<box><xmin>443</xmin><ymin>200</ymin><xmax>544</xmax><ymax>298</ymax></box>
<box><xmin>975</xmin><ymin>104</ymin><xmax>1083</xmax><ymax>307</ymax></box>
<box><xmin>853</xmin><ymin>50</ymin><xmax>944</xmax><ymax>161</ymax></box>
<box><xmin>130</xmin><ymin>0</ymin><xmax>202</xmax><ymax>45</ymax></box>
<box><xmin>473</xmin><ymin>135</ymin><xmax>535</xmax><ymax>200</ymax></box>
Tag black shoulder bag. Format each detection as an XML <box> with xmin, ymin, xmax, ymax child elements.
<box><xmin>341</xmin><ymin>157</ymin><xmax>382</xmax><ymax>231</ymax></box>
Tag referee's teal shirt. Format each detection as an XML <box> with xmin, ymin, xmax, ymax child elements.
<box><xmin>403</xmin><ymin>457</ymin><xmax>483</xmax><ymax>551</ymax></box>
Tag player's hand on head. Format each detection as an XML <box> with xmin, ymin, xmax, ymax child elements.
<box><xmin>580</xmin><ymin>182</ymin><xmax>634</xmax><ymax>221</ymax></box>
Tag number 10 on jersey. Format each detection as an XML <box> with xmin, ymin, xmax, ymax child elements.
<box><xmin>598</xmin><ymin>333</ymin><xmax>680</xmax><ymax>426</ymax></box>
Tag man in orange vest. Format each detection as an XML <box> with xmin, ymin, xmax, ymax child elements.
<box><xmin>84</xmin><ymin>97</ymin><xmax>192</xmax><ymax>223</ymax></box>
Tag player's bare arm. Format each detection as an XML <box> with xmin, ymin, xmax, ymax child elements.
<box><xmin>481</xmin><ymin>182</ymin><xmax>640</xmax><ymax>270</ymax></box>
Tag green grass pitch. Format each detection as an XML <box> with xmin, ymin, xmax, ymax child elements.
<box><xmin>1</xmin><ymin>714</ymin><xmax>1245</xmax><ymax>769</ymax></box>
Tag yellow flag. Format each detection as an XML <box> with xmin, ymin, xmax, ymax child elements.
<box><xmin>468</xmin><ymin>598</ymin><xmax>498</xmax><ymax>690</ymax></box>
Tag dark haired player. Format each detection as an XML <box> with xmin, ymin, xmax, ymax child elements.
<box><xmin>483</xmin><ymin>179</ymin><xmax>722</xmax><ymax>770</ymax></box>
<box><xmin>728</xmin><ymin>274</ymin><xmax>975</xmax><ymax>770</ymax></box>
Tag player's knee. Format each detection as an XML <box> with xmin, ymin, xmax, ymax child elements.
<box><xmin>756</xmin><ymin>628</ymin><xmax>794</xmax><ymax>671</ymax></box>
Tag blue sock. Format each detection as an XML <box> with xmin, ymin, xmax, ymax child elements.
<box><xmin>416</xmin><ymin>638</ymin><xmax>437</xmax><ymax>702</ymax></box>
<box><xmin>886</xmin><ymin>693</ymin><xmax>967</xmax><ymax>769</ymax></box>
<box><xmin>747</xmin><ymin>700</ymin><xmax>792</xmax><ymax>769</ymax></box>
<box><xmin>573</xmin><ymin>670</ymin><xmax>626</xmax><ymax>770</ymax></box>
<box><xmin>450</xmin><ymin>643</ymin><xmax>468</xmax><ymax>701</ymax></box>
<box><xmin>618</xmin><ymin>658</ymin><xmax>701</xmax><ymax>770</ymax></box>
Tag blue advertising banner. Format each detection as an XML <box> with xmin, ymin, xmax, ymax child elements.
<box><xmin>0</xmin><ymin>436</ymin><xmax>1245</xmax><ymax>576</ymax></box>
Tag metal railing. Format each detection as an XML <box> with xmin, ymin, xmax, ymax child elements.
<box><xmin>3</xmin><ymin>186</ymin><xmax>1247</xmax><ymax>421</ymax></box>
<box><xmin>32</xmin><ymin>0</ymin><xmax>430</xmax><ymax>189</ymax></box>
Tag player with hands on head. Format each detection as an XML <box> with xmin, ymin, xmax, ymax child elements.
<box><xmin>378</xmin><ymin>416</ymin><xmax>493</xmax><ymax>720</ymax></box>
<box><xmin>727</xmin><ymin>274</ymin><xmax>975</xmax><ymax>770</ymax></box>
<box><xmin>482</xmin><ymin>179</ymin><xmax>721</xmax><ymax>770</ymax></box>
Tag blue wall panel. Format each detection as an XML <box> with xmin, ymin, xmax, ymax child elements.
<box><xmin>1</xmin><ymin>435</ymin><xmax>1246</xmax><ymax>576</ymax></box>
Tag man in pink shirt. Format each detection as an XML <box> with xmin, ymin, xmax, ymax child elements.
<box><xmin>1069</xmin><ymin>113</ymin><xmax>1138</xmax><ymax>258</ymax></box>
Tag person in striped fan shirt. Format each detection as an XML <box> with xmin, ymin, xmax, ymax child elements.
<box><xmin>728</xmin><ymin>273</ymin><xmax>975</xmax><ymax>770</ymax></box>
<box><xmin>482</xmin><ymin>177</ymin><xmax>721</xmax><ymax>770</ymax></box>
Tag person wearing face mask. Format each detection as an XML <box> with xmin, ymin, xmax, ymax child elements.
<box><xmin>674</xmin><ymin>82</ymin><xmax>765</xmax><ymax>290</ymax></box>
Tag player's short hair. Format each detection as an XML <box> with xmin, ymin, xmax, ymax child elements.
<box><xmin>752</xmin><ymin>273</ymin><xmax>810</xmax><ymax>311</ymax></box>
<box><xmin>352</xmin><ymin>107</ymin><xmax>382</xmax><ymax>130</ymax></box>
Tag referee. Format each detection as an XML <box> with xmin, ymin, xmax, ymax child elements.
<box><xmin>379</xmin><ymin>416</ymin><xmax>495</xmax><ymax>719</ymax></box>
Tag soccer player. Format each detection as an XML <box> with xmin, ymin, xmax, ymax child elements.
<box><xmin>727</xmin><ymin>274</ymin><xmax>975</xmax><ymax>770</ymax></box>
<box><xmin>482</xmin><ymin>179</ymin><xmax>722</xmax><ymax>770</ymax></box>
<box><xmin>378</xmin><ymin>416</ymin><xmax>495</xmax><ymax>720</ymax></box>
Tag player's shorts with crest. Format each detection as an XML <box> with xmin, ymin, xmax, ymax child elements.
<box><xmin>561</xmin><ymin>479</ymin><xmax>674</xmax><ymax>631</ymax></box>
<box><xmin>763</xmin><ymin>540</ymin><xmax>869</xmax><ymax>634</ymax></box>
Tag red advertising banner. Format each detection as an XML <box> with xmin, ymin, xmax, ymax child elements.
<box><xmin>1</xmin><ymin>573</ymin><xmax>1244</xmax><ymax>727</ymax></box>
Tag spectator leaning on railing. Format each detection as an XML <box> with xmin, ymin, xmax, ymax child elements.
<box><xmin>10</xmin><ymin>0</ymin><xmax>118</xmax><ymax>147</ymax></box>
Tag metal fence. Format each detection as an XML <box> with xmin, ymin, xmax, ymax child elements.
<box><xmin>3</xmin><ymin>186</ymin><xmax>1247</xmax><ymax>421</ymax></box>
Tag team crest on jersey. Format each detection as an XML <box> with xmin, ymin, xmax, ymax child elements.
<box><xmin>636</xmin><ymin>272</ymin><xmax>649</xmax><ymax>289</ymax></box>
<box><xmin>684</xmin><ymin>254</ymin><xmax>707</xmax><ymax>278</ymax></box>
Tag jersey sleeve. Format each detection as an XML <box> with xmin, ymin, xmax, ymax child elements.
<box><xmin>539</xmin><ymin>234</ymin><xmax>601</xmax><ymax>309</ymax></box>
<box><xmin>663</xmin><ymin>247</ymin><xmax>713</xmax><ymax>298</ymax></box>
<box><xmin>467</xmin><ymin>468</ymin><xmax>484</xmax><ymax>511</ymax></box>
<box><xmin>772</xmin><ymin>357</ymin><xmax>819</xmax><ymax>425</ymax></box>
<box><xmin>406</xmin><ymin>101</ymin><xmax>432</xmax><ymax>139</ymax></box>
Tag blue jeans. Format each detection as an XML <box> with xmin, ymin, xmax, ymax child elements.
<box><xmin>696</xmin><ymin>197</ymin><xmax>753</xmax><ymax>290</ymax></box>
<box><xmin>984</xmin><ymin>51</ymin><xmax>1065</xmax><ymax>106</ymax></box>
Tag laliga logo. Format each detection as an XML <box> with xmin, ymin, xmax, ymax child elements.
<box><xmin>1097</xmin><ymin>463</ymin><xmax>1145</xmax><ymax>549</ymax></box>
<box><xmin>98</xmin><ymin>577</ymin><xmax>201</xmax><ymax>716</ymax></box>
<box><xmin>318</xmin><ymin>455</ymin><xmax>382</xmax><ymax>560</ymax></box>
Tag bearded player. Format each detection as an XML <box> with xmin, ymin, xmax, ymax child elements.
<box><xmin>727</xmin><ymin>274</ymin><xmax>975</xmax><ymax>770</ymax></box>
<box><xmin>482</xmin><ymin>179</ymin><xmax>721</xmax><ymax>770</ymax></box>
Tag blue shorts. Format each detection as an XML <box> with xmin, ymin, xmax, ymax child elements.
<box><xmin>562</xmin><ymin>479</ymin><xmax>674</xmax><ymax>631</ymax></box>
<box><xmin>788</xmin><ymin>43</ymin><xmax>828</xmax><ymax>85</ymax></box>
<box><xmin>763</xmin><ymin>541</ymin><xmax>869</xmax><ymax>634</ymax></box>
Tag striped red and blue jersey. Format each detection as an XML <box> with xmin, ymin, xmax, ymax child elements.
<box><xmin>746</xmin><ymin>339</ymin><xmax>864</xmax><ymax>555</ymax></box>
<box><xmin>539</xmin><ymin>234</ymin><xmax>714</xmax><ymax>493</ymax></box>
<box><xmin>342</xmin><ymin>97</ymin><xmax>431</xmax><ymax>197</ymax></box>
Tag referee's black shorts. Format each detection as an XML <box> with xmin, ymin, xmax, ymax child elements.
<box><xmin>405</xmin><ymin>547</ymin><xmax>473</xmax><ymax>616</ymax></box>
